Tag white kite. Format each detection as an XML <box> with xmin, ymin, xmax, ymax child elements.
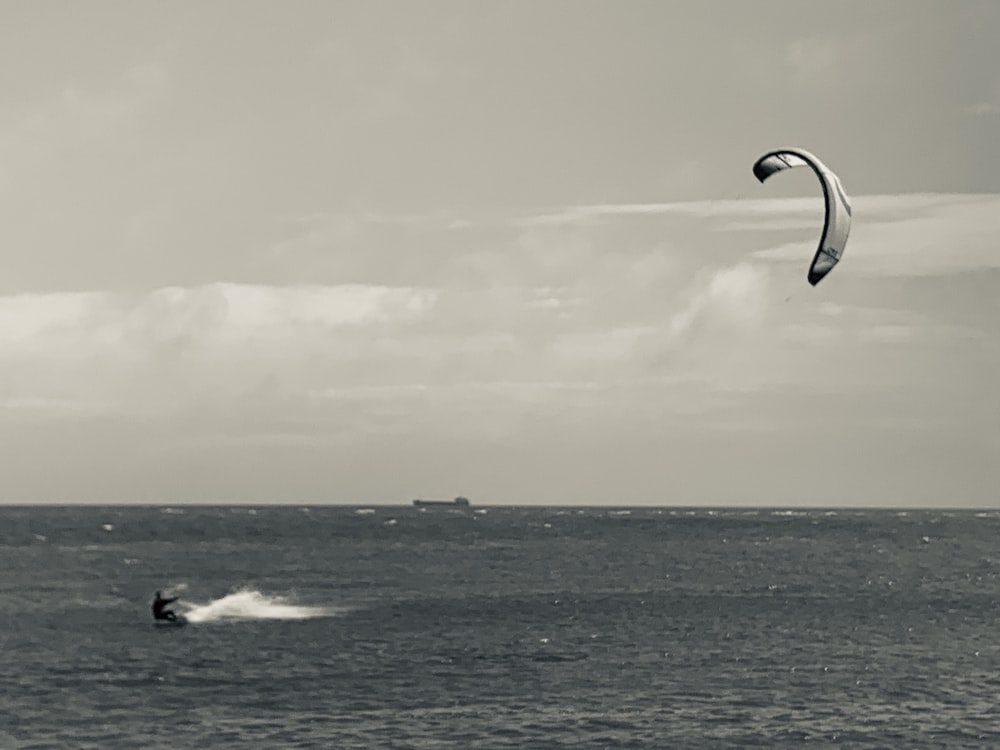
<box><xmin>752</xmin><ymin>148</ymin><xmax>853</xmax><ymax>286</ymax></box>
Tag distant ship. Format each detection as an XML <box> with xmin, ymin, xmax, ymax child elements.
<box><xmin>412</xmin><ymin>496</ymin><xmax>471</xmax><ymax>508</ymax></box>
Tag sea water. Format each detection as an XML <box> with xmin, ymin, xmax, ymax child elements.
<box><xmin>1</xmin><ymin>505</ymin><xmax>998</xmax><ymax>748</ymax></box>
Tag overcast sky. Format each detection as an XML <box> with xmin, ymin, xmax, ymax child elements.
<box><xmin>0</xmin><ymin>1</ymin><xmax>997</xmax><ymax>505</ymax></box>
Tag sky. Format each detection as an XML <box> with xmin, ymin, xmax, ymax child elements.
<box><xmin>0</xmin><ymin>1</ymin><xmax>997</xmax><ymax>506</ymax></box>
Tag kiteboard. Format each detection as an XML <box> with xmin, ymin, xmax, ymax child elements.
<box><xmin>153</xmin><ymin>614</ymin><xmax>188</xmax><ymax>628</ymax></box>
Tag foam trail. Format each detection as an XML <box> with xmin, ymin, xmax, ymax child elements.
<box><xmin>182</xmin><ymin>588</ymin><xmax>338</xmax><ymax>624</ymax></box>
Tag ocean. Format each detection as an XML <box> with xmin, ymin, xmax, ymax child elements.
<box><xmin>1</xmin><ymin>505</ymin><xmax>998</xmax><ymax>748</ymax></box>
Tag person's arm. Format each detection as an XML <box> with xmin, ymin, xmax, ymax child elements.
<box><xmin>165</xmin><ymin>596</ymin><xmax>179</xmax><ymax>604</ymax></box>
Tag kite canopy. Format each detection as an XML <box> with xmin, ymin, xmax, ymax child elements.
<box><xmin>752</xmin><ymin>148</ymin><xmax>852</xmax><ymax>286</ymax></box>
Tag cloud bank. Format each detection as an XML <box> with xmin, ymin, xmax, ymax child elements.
<box><xmin>2</xmin><ymin>192</ymin><xmax>994</xmax><ymax>421</ymax></box>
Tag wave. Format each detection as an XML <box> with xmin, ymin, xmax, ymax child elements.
<box><xmin>181</xmin><ymin>588</ymin><xmax>339</xmax><ymax>624</ymax></box>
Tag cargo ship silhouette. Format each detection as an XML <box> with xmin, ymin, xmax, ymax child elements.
<box><xmin>412</xmin><ymin>496</ymin><xmax>471</xmax><ymax>508</ymax></box>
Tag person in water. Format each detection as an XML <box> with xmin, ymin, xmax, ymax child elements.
<box><xmin>152</xmin><ymin>590</ymin><xmax>179</xmax><ymax>621</ymax></box>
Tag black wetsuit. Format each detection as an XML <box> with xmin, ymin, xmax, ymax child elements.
<box><xmin>152</xmin><ymin>594</ymin><xmax>179</xmax><ymax>621</ymax></box>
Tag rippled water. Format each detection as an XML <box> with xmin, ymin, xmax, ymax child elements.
<box><xmin>1</xmin><ymin>505</ymin><xmax>998</xmax><ymax>748</ymax></box>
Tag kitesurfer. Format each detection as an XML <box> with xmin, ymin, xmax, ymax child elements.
<box><xmin>152</xmin><ymin>590</ymin><xmax>179</xmax><ymax>622</ymax></box>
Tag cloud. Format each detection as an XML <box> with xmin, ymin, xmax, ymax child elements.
<box><xmin>750</xmin><ymin>193</ymin><xmax>1000</xmax><ymax>278</ymax></box>
<box><xmin>521</xmin><ymin>192</ymin><xmax>995</xmax><ymax>234</ymax></box>
<box><xmin>780</xmin><ymin>323</ymin><xmax>841</xmax><ymax>346</ymax></box>
<box><xmin>0</xmin><ymin>257</ymin><xmax>774</xmax><ymax>436</ymax></box>
<box><xmin>966</xmin><ymin>101</ymin><xmax>1000</xmax><ymax>116</ymax></box>
<box><xmin>665</xmin><ymin>263</ymin><xmax>770</xmax><ymax>344</ymax></box>
<box><xmin>966</xmin><ymin>77</ymin><xmax>1000</xmax><ymax>116</ymax></box>
<box><xmin>3</xmin><ymin>190</ymin><xmax>993</xmax><ymax>459</ymax></box>
<box><xmin>0</xmin><ymin>60</ymin><xmax>169</xmax><ymax>167</ymax></box>
<box><xmin>257</xmin><ymin>191</ymin><xmax>997</xmax><ymax>392</ymax></box>
<box><xmin>858</xmin><ymin>325</ymin><xmax>916</xmax><ymax>344</ymax></box>
<box><xmin>552</xmin><ymin>325</ymin><xmax>660</xmax><ymax>365</ymax></box>
<box><xmin>517</xmin><ymin>200</ymin><xmax>763</xmax><ymax>227</ymax></box>
<box><xmin>0</xmin><ymin>283</ymin><xmax>435</xmax><ymax>417</ymax></box>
